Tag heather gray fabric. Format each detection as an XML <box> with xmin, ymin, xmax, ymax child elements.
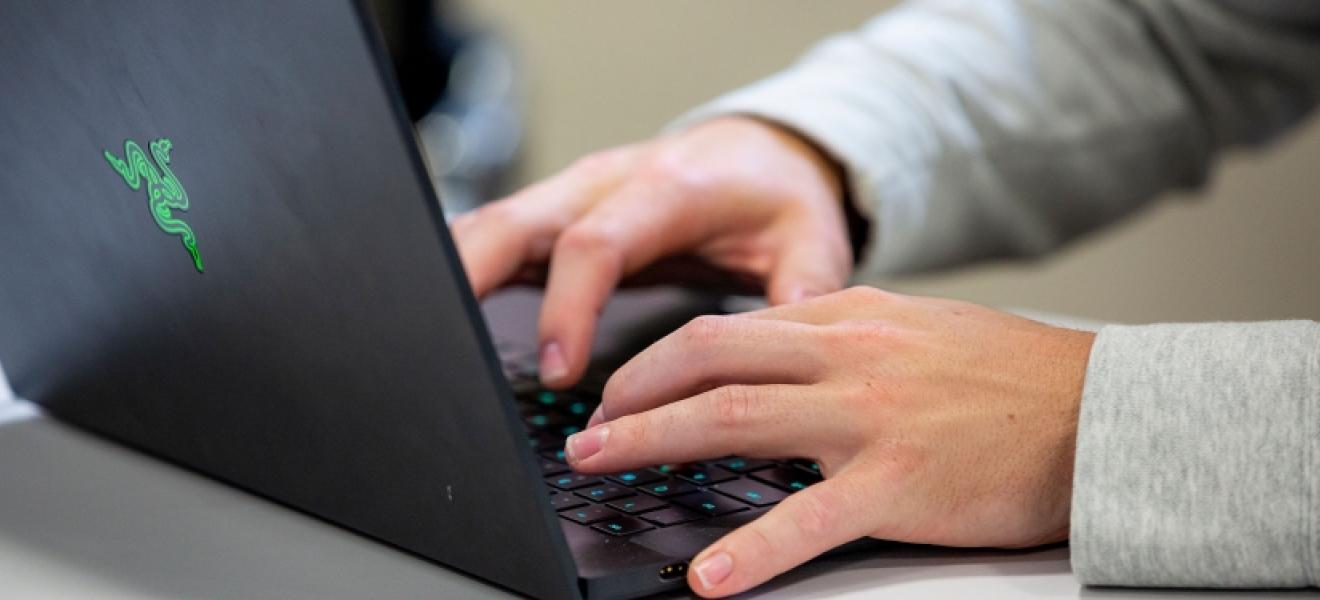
<box><xmin>672</xmin><ymin>0</ymin><xmax>1320</xmax><ymax>589</ymax></box>
<box><xmin>1074</xmin><ymin>322</ymin><xmax>1320</xmax><ymax>587</ymax></box>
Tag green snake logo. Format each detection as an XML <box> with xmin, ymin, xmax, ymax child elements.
<box><xmin>103</xmin><ymin>138</ymin><xmax>204</xmax><ymax>273</ymax></box>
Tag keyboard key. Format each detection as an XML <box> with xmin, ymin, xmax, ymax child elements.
<box><xmin>509</xmin><ymin>377</ymin><xmax>541</xmax><ymax>396</ymax></box>
<box><xmin>608</xmin><ymin>470</ymin><xmax>666</xmax><ymax>487</ymax></box>
<box><xmin>750</xmin><ymin>466</ymin><xmax>821</xmax><ymax>492</ymax></box>
<box><xmin>576</xmin><ymin>485</ymin><xmax>633</xmax><ymax>502</ymax></box>
<box><xmin>790</xmin><ymin>459</ymin><xmax>822</xmax><ymax>475</ymax></box>
<box><xmin>653</xmin><ymin>464</ymin><xmax>681</xmax><ymax>475</ymax></box>
<box><xmin>540</xmin><ymin>449</ymin><xmax>567</xmax><ymax>463</ymax></box>
<box><xmin>527</xmin><ymin>390</ymin><xmax>565</xmax><ymax>409</ymax></box>
<box><xmin>540</xmin><ymin>459</ymin><xmax>570</xmax><ymax>476</ymax></box>
<box><xmin>673</xmin><ymin>492</ymin><xmax>749</xmax><ymax>517</ymax></box>
<box><xmin>550</xmin><ymin>493</ymin><xmax>587</xmax><ymax>511</ymax></box>
<box><xmin>673</xmin><ymin>465</ymin><xmax>737</xmax><ymax>485</ymax></box>
<box><xmin>560</xmin><ymin>505</ymin><xmax>618</xmax><ymax>525</ymax></box>
<box><xmin>607</xmin><ymin>495</ymin><xmax>667</xmax><ymax>515</ymax></box>
<box><xmin>712</xmin><ymin>479</ymin><xmax>787</xmax><ymax>507</ymax></box>
<box><xmin>592</xmin><ymin>515</ymin><xmax>654</xmax><ymax>536</ymax></box>
<box><xmin>640</xmin><ymin>507</ymin><xmax>703</xmax><ymax>527</ymax></box>
<box><xmin>524</xmin><ymin>412</ymin><xmax>571</xmax><ymax>430</ymax></box>
<box><xmin>718</xmin><ymin>457</ymin><xmax>774</xmax><ymax>473</ymax></box>
<box><xmin>529</xmin><ymin>433</ymin><xmax>562</xmax><ymax>451</ymax></box>
<box><xmin>639</xmin><ymin>480</ymin><xmax>697</xmax><ymax>498</ymax></box>
<box><xmin>547</xmin><ymin>473</ymin><xmax>603</xmax><ymax>491</ymax></box>
<box><xmin>557</xmin><ymin>424</ymin><xmax>583</xmax><ymax>437</ymax></box>
<box><xmin>560</xmin><ymin>400</ymin><xmax>592</xmax><ymax>417</ymax></box>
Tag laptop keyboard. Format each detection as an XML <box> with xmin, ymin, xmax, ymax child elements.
<box><xmin>511</xmin><ymin>375</ymin><xmax>821</xmax><ymax>538</ymax></box>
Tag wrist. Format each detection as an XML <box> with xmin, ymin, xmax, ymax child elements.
<box><xmin>727</xmin><ymin>116</ymin><xmax>868</xmax><ymax>266</ymax></box>
<box><xmin>1049</xmin><ymin>326</ymin><xmax>1097</xmax><ymax>543</ymax></box>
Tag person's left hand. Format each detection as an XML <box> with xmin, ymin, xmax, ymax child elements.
<box><xmin>563</xmin><ymin>286</ymin><xmax>1096</xmax><ymax>597</ymax></box>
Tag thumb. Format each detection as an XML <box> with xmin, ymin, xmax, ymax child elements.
<box><xmin>765</xmin><ymin>232</ymin><xmax>849</xmax><ymax>305</ymax></box>
<box><xmin>686</xmin><ymin>476</ymin><xmax>874</xmax><ymax>597</ymax></box>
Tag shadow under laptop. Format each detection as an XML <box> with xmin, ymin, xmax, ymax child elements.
<box><xmin>0</xmin><ymin>404</ymin><xmax>512</xmax><ymax>599</ymax></box>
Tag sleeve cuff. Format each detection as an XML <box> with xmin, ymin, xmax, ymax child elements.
<box><xmin>1071</xmin><ymin>321</ymin><xmax>1320</xmax><ymax>588</ymax></box>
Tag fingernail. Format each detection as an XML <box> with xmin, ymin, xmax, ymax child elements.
<box><xmin>540</xmin><ymin>341</ymin><xmax>568</xmax><ymax>384</ymax></box>
<box><xmin>790</xmin><ymin>286</ymin><xmax>820</xmax><ymax>303</ymax></box>
<box><xmin>693</xmin><ymin>551</ymin><xmax>733</xmax><ymax>590</ymax></box>
<box><xmin>586</xmin><ymin>405</ymin><xmax>605</xmax><ymax>428</ymax></box>
<box><xmin>565</xmin><ymin>425</ymin><xmax>608</xmax><ymax>464</ymax></box>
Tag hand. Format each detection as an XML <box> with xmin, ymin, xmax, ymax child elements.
<box><xmin>564</xmin><ymin>286</ymin><xmax>1095</xmax><ymax>597</ymax></box>
<box><xmin>451</xmin><ymin>117</ymin><xmax>852</xmax><ymax>388</ymax></box>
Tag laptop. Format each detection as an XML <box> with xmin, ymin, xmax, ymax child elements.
<box><xmin>0</xmin><ymin>2</ymin><xmax>844</xmax><ymax>598</ymax></box>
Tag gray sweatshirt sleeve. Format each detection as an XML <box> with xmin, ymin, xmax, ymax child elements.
<box><xmin>670</xmin><ymin>0</ymin><xmax>1320</xmax><ymax>588</ymax></box>
<box><xmin>1074</xmin><ymin>322</ymin><xmax>1320</xmax><ymax>587</ymax></box>
<box><xmin>671</xmin><ymin>0</ymin><xmax>1320</xmax><ymax>276</ymax></box>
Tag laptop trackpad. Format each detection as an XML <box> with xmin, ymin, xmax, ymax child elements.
<box><xmin>632</xmin><ymin>511</ymin><xmax>760</xmax><ymax>558</ymax></box>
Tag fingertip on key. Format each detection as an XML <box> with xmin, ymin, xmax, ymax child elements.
<box><xmin>540</xmin><ymin>341</ymin><xmax>569</xmax><ymax>385</ymax></box>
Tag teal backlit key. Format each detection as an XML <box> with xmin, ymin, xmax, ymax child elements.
<box><xmin>575</xmin><ymin>485</ymin><xmax>633</xmax><ymax>502</ymax></box>
<box><xmin>608</xmin><ymin>470</ymin><xmax>665</xmax><ymax>487</ymax></box>
<box><xmin>674</xmin><ymin>465</ymin><xmax>736</xmax><ymax>485</ymax></box>
<box><xmin>540</xmin><ymin>459</ymin><xmax>570</xmax><ymax>476</ymax></box>
<box><xmin>717</xmin><ymin>457</ymin><xmax>773</xmax><ymax>473</ymax></box>
<box><xmin>638</xmin><ymin>479</ymin><xmax>697</xmax><ymax>498</ymax></box>
<box><xmin>550</xmin><ymin>493</ymin><xmax>587</xmax><ymax>511</ymax></box>
<box><xmin>606</xmin><ymin>495</ymin><xmax>667</xmax><ymax>515</ymax></box>
<box><xmin>591</xmin><ymin>515</ymin><xmax>653</xmax><ymax>536</ymax></box>
<box><xmin>560</xmin><ymin>504</ymin><xmax>617</xmax><ymax>525</ymax></box>
<box><xmin>640</xmin><ymin>507</ymin><xmax>702</xmax><ymax>527</ymax></box>
<box><xmin>749</xmin><ymin>465</ymin><xmax>821</xmax><ymax>492</ymax></box>
<box><xmin>672</xmin><ymin>492</ymin><xmax>748</xmax><ymax>517</ymax></box>
<box><xmin>712</xmin><ymin>479</ymin><xmax>786</xmax><ymax>507</ymax></box>
<box><xmin>547</xmin><ymin>473</ymin><xmax>603</xmax><ymax>491</ymax></box>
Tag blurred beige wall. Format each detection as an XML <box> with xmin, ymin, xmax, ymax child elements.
<box><xmin>463</xmin><ymin>0</ymin><xmax>1320</xmax><ymax>324</ymax></box>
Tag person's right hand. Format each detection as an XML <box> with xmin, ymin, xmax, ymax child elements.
<box><xmin>451</xmin><ymin>117</ymin><xmax>855</xmax><ymax>389</ymax></box>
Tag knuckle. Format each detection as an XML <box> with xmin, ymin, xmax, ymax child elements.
<box><xmin>555</xmin><ymin>223</ymin><xmax>622</xmax><ymax>256</ymax></box>
<box><xmin>868</xmin><ymin>441</ymin><xmax>923</xmax><ymax>484</ymax></box>
<box><xmin>474</xmin><ymin>200</ymin><xmax>534</xmax><ymax>233</ymax></box>
<box><xmin>789</xmin><ymin>489</ymin><xmax>840</xmax><ymax>539</ymax></box>
<box><xmin>839</xmin><ymin>285</ymin><xmax>893</xmax><ymax>303</ymax></box>
<box><xmin>615</xmin><ymin>413</ymin><xmax>652</xmax><ymax>453</ymax></box>
<box><xmin>600</xmin><ymin>373</ymin><xmax>628</xmax><ymax>408</ymax></box>
<box><xmin>710</xmin><ymin>385</ymin><xmax>756</xmax><ymax>429</ymax></box>
<box><xmin>568</xmin><ymin>151</ymin><xmax>622</xmax><ymax>180</ymax></box>
<box><xmin>476</xmin><ymin>199</ymin><xmax>517</xmax><ymax>221</ymax></box>
<box><xmin>739</xmin><ymin>523</ymin><xmax>778</xmax><ymax>562</ymax></box>
<box><xmin>833</xmin><ymin>319</ymin><xmax>897</xmax><ymax>346</ymax></box>
<box><xmin>637</xmin><ymin>153</ymin><xmax>714</xmax><ymax>198</ymax></box>
<box><xmin>836</xmin><ymin>382</ymin><xmax>887</xmax><ymax>420</ymax></box>
<box><xmin>680</xmin><ymin>314</ymin><xmax>734</xmax><ymax>347</ymax></box>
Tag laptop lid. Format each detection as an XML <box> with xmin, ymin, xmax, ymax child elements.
<box><xmin>0</xmin><ymin>2</ymin><xmax>579</xmax><ymax>598</ymax></box>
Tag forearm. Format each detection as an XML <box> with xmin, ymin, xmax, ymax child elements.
<box><xmin>1072</xmin><ymin>320</ymin><xmax>1320</xmax><ymax>587</ymax></box>
<box><xmin>673</xmin><ymin>0</ymin><xmax>1320</xmax><ymax>276</ymax></box>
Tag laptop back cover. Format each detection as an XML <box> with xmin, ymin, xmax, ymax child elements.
<box><xmin>0</xmin><ymin>2</ymin><xmax>578</xmax><ymax>598</ymax></box>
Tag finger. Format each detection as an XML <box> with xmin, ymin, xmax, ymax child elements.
<box><xmin>595</xmin><ymin>315</ymin><xmax>825</xmax><ymax>425</ymax></box>
<box><xmin>451</xmin><ymin>151</ymin><xmax>634</xmax><ymax>297</ymax></box>
<box><xmin>688</xmin><ymin>475</ymin><xmax>876</xmax><ymax>597</ymax></box>
<box><xmin>744</xmin><ymin>284</ymin><xmax>903</xmax><ymax>326</ymax></box>
<box><xmin>536</xmin><ymin>182</ymin><xmax>710</xmax><ymax>388</ymax></box>
<box><xmin>567</xmin><ymin>384</ymin><xmax>836</xmax><ymax>473</ymax></box>
<box><xmin>764</xmin><ymin>223</ymin><xmax>851</xmax><ymax>305</ymax></box>
<box><xmin>451</xmin><ymin>202</ymin><xmax>557</xmax><ymax>298</ymax></box>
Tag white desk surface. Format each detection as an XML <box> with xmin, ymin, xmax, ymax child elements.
<box><xmin>0</xmin><ymin>335</ymin><xmax>1316</xmax><ymax>599</ymax></box>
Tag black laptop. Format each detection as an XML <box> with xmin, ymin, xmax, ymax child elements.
<box><xmin>0</xmin><ymin>2</ymin><xmax>835</xmax><ymax>598</ymax></box>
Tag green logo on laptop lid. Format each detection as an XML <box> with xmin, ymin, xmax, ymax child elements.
<box><xmin>103</xmin><ymin>138</ymin><xmax>204</xmax><ymax>273</ymax></box>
